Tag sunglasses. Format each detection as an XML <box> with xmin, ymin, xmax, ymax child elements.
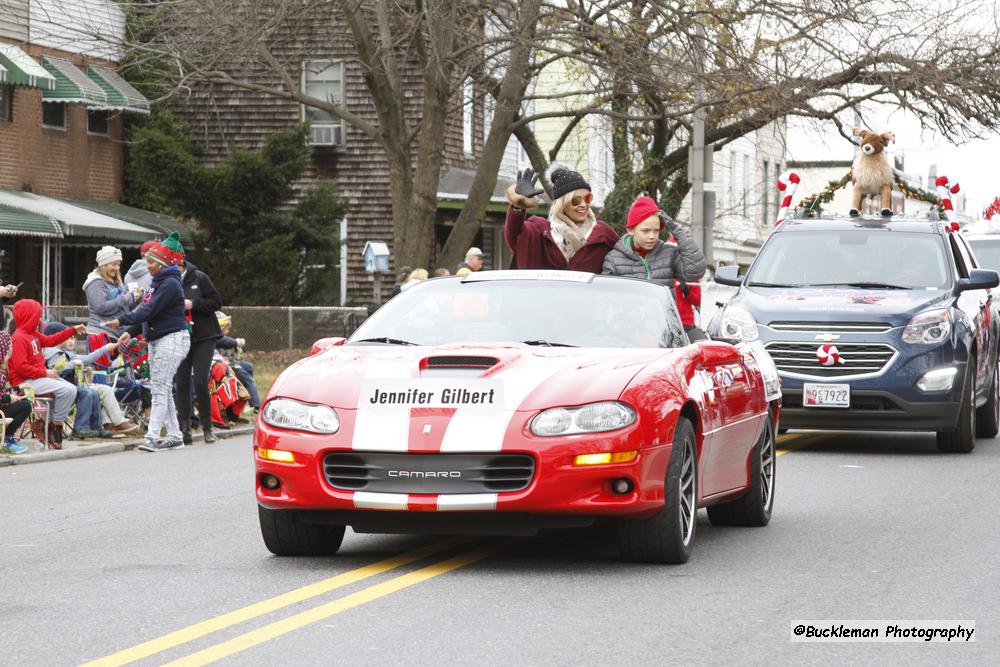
<box><xmin>570</xmin><ymin>192</ymin><xmax>593</xmax><ymax>206</ymax></box>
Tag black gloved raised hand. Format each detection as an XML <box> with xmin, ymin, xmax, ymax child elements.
<box><xmin>659</xmin><ymin>211</ymin><xmax>682</xmax><ymax>236</ymax></box>
<box><xmin>515</xmin><ymin>168</ymin><xmax>544</xmax><ymax>198</ymax></box>
<box><xmin>678</xmin><ymin>280</ymin><xmax>690</xmax><ymax>297</ymax></box>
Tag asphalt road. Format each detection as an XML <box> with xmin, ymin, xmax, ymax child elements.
<box><xmin>2</xmin><ymin>430</ymin><xmax>998</xmax><ymax>666</ymax></box>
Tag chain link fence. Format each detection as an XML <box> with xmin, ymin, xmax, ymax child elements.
<box><xmin>43</xmin><ymin>305</ymin><xmax>369</xmax><ymax>364</ymax></box>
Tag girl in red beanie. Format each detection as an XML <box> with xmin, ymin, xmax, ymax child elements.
<box><xmin>602</xmin><ymin>196</ymin><xmax>709</xmax><ymax>340</ymax></box>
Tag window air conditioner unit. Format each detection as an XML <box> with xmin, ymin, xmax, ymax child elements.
<box><xmin>309</xmin><ymin>124</ymin><xmax>343</xmax><ymax>146</ymax></box>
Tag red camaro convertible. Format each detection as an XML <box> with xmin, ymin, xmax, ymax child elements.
<box><xmin>255</xmin><ymin>271</ymin><xmax>781</xmax><ymax>564</ymax></box>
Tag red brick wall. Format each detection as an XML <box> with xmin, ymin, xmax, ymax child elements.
<box><xmin>0</xmin><ymin>46</ymin><xmax>124</xmax><ymax>201</ymax></box>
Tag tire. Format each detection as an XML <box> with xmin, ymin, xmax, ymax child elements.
<box><xmin>975</xmin><ymin>362</ymin><xmax>999</xmax><ymax>438</ymax></box>
<box><xmin>258</xmin><ymin>505</ymin><xmax>346</xmax><ymax>556</ymax></box>
<box><xmin>707</xmin><ymin>410</ymin><xmax>776</xmax><ymax>527</ymax></box>
<box><xmin>617</xmin><ymin>418</ymin><xmax>698</xmax><ymax>564</ymax></box>
<box><xmin>937</xmin><ymin>362</ymin><xmax>976</xmax><ymax>453</ymax></box>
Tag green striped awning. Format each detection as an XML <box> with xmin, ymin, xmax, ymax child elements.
<box><xmin>0</xmin><ymin>203</ymin><xmax>64</xmax><ymax>238</ymax></box>
<box><xmin>0</xmin><ymin>44</ymin><xmax>56</xmax><ymax>90</ymax></box>
<box><xmin>87</xmin><ymin>66</ymin><xmax>150</xmax><ymax>113</ymax></box>
<box><xmin>41</xmin><ymin>56</ymin><xmax>107</xmax><ymax>105</ymax></box>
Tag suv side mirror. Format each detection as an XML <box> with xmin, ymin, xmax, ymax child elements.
<box><xmin>956</xmin><ymin>269</ymin><xmax>1000</xmax><ymax>293</ymax></box>
<box><xmin>715</xmin><ymin>265</ymin><xmax>743</xmax><ymax>287</ymax></box>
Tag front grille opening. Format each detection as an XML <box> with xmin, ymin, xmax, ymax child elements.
<box><xmin>470</xmin><ymin>455</ymin><xmax>535</xmax><ymax>492</ymax></box>
<box><xmin>324</xmin><ymin>453</ymin><xmax>375</xmax><ymax>490</ymax></box>
<box><xmin>323</xmin><ymin>452</ymin><xmax>535</xmax><ymax>493</ymax></box>
<box><xmin>765</xmin><ymin>341</ymin><xmax>896</xmax><ymax>378</ymax></box>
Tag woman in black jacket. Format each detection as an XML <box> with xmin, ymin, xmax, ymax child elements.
<box><xmin>175</xmin><ymin>258</ymin><xmax>223</xmax><ymax>444</ymax></box>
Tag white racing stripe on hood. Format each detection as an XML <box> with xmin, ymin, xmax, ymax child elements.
<box><xmin>440</xmin><ymin>361</ymin><xmax>563</xmax><ymax>453</ymax></box>
<box><xmin>353</xmin><ymin>362</ymin><xmax>416</xmax><ymax>452</ymax></box>
<box><xmin>437</xmin><ymin>493</ymin><xmax>497</xmax><ymax>511</ymax></box>
<box><xmin>353</xmin><ymin>491</ymin><xmax>408</xmax><ymax>510</ymax></box>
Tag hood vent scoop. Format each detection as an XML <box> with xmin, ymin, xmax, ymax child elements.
<box><xmin>424</xmin><ymin>356</ymin><xmax>499</xmax><ymax>369</ymax></box>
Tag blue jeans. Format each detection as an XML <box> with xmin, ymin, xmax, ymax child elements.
<box><xmin>233</xmin><ymin>362</ymin><xmax>261</xmax><ymax>408</ymax></box>
<box><xmin>75</xmin><ymin>386</ymin><xmax>102</xmax><ymax>432</ymax></box>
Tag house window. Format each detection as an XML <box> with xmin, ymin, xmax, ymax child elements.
<box><xmin>761</xmin><ymin>160</ymin><xmax>770</xmax><ymax>226</ymax></box>
<box><xmin>88</xmin><ymin>109</ymin><xmax>109</xmax><ymax>135</ymax></box>
<box><xmin>0</xmin><ymin>85</ymin><xmax>12</xmax><ymax>122</ymax></box>
<box><xmin>463</xmin><ymin>78</ymin><xmax>474</xmax><ymax>157</ymax></box>
<box><xmin>42</xmin><ymin>102</ymin><xmax>66</xmax><ymax>129</ymax></box>
<box><xmin>301</xmin><ymin>59</ymin><xmax>345</xmax><ymax>145</ymax></box>
<box><xmin>742</xmin><ymin>154</ymin><xmax>750</xmax><ymax>218</ymax></box>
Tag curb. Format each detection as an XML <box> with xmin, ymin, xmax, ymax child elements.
<box><xmin>0</xmin><ymin>426</ymin><xmax>256</xmax><ymax>467</ymax></box>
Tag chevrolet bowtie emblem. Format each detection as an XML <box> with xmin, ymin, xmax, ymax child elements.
<box><xmin>815</xmin><ymin>333</ymin><xmax>841</xmax><ymax>342</ymax></box>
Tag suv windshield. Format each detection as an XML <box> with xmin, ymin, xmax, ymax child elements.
<box><xmin>349</xmin><ymin>277</ymin><xmax>687</xmax><ymax>349</ymax></box>
<box><xmin>747</xmin><ymin>230</ymin><xmax>951</xmax><ymax>289</ymax></box>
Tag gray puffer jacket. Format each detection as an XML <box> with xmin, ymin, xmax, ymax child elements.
<box><xmin>84</xmin><ymin>270</ymin><xmax>138</xmax><ymax>336</ymax></box>
<box><xmin>601</xmin><ymin>229</ymin><xmax>707</xmax><ymax>284</ymax></box>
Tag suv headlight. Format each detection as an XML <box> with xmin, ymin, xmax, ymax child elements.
<box><xmin>902</xmin><ymin>309</ymin><xmax>952</xmax><ymax>345</ymax></box>
<box><xmin>718</xmin><ymin>305</ymin><xmax>759</xmax><ymax>341</ymax></box>
<box><xmin>530</xmin><ymin>401</ymin><xmax>636</xmax><ymax>436</ymax></box>
<box><xmin>262</xmin><ymin>398</ymin><xmax>340</xmax><ymax>434</ymax></box>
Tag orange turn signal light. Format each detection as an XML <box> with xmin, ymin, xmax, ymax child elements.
<box><xmin>573</xmin><ymin>450</ymin><xmax>638</xmax><ymax>466</ymax></box>
<box><xmin>257</xmin><ymin>448</ymin><xmax>296</xmax><ymax>464</ymax></box>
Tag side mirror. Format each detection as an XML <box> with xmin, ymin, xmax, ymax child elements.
<box><xmin>714</xmin><ymin>265</ymin><xmax>743</xmax><ymax>287</ymax></box>
<box><xmin>310</xmin><ymin>337</ymin><xmax>347</xmax><ymax>355</ymax></box>
<box><xmin>956</xmin><ymin>269</ymin><xmax>1000</xmax><ymax>293</ymax></box>
<box><xmin>696</xmin><ymin>340</ymin><xmax>742</xmax><ymax>365</ymax></box>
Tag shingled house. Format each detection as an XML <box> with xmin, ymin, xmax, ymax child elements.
<box><xmin>173</xmin><ymin>8</ymin><xmax>508</xmax><ymax>305</ymax></box>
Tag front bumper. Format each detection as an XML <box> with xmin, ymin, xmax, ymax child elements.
<box><xmin>253</xmin><ymin>415</ymin><xmax>674</xmax><ymax>521</ymax></box>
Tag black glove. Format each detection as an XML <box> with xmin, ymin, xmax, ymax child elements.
<box><xmin>515</xmin><ymin>168</ymin><xmax>544</xmax><ymax>198</ymax></box>
<box><xmin>659</xmin><ymin>211</ymin><xmax>682</xmax><ymax>236</ymax></box>
<box><xmin>678</xmin><ymin>280</ymin><xmax>690</xmax><ymax>297</ymax></box>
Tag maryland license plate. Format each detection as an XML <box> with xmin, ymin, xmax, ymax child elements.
<box><xmin>803</xmin><ymin>383</ymin><xmax>850</xmax><ymax>408</ymax></box>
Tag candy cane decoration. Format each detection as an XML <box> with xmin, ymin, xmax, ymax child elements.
<box><xmin>936</xmin><ymin>175</ymin><xmax>961</xmax><ymax>232</ymax></box>
<box><xmin>775</xmin><ymin>171</ymin><xmax>800</xmax><ymax>226</ymax></box>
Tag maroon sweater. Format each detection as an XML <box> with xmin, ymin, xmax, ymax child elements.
<box><xmin>504</xmin><ymin>206</ymin><xmax>618</xmax><ymax>272</ymax></box>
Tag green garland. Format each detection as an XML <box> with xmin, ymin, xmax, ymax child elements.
<box><xmin>793</xmin><ymin>169</ymin><xmax>944</xmax><ymax>216</ymax></box>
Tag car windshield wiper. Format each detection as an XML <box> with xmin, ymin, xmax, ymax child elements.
<box><xmin>354</xmin><ymin>337</ymin><xmax>418</xmax><ymax>346</ymax></box>
<box><xmin>745</xmin><ymin>281</ymin><xmax>804</xmax><ymax>288</ymax></box>
<box><xmin>809</xmin><ymin>282</ymin><xmax>909</xmax><ymax>290</ymax></box>
<box><xmin>521</xmin><ymin>339</ymin><xmax>577</xmax><ymax>347</ymax></box>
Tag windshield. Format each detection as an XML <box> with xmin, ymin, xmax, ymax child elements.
<box><xmin>966</xmin><ymin>238</ymin><xmax>1000</xmax><ymax>273</ymax></box>
<box><xmin>349</xmin><ymin>276</ymin><xmax>687</xmax><ymax>348</ymax></box>
<box><xmin>747</xmin><ymin>230</ymin><xmax>951</xmax><ymax>289</ymax></box>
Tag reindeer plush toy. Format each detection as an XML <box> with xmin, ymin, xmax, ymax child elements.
<box><xmin>850</xmin><ymin>128</ymin><xmax>895</xmax><ymax>218</ymax></box>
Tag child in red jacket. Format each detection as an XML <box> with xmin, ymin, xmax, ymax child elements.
<box><xmin>9</xmin><ymin>299</ymin><xmax>84</xmax><ymax>448</ymax></box>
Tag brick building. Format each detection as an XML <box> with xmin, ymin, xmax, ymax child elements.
<box><xmin>0</xmin><ymin>0</ymin><xmax>174</xmax><ymax>311</ymax></box>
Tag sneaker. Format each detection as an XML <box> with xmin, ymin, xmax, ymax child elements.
<box><xmin>159</xmin><ymin>437</ymin><xmax>185</xmax><ymax>450</ymax></box>
<box><xmin>73</xmin><ymin>429</ymin><xmax>101</xmax><ymax>440</ymax></box>
<box><xmin>137</xmin><ymin>438</ymin><xmax>159</xmax><ymax>452</ymax></box>
<box><xmin>1</xmin><ymin>442</ymin><xmax>28</xmax><ymax>455</ymax></box>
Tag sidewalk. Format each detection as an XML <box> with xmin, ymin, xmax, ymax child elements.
<box><xmin>0</xmin><ymin>426</ymin><xmax>255</xmax><ymax>467</ymax></box>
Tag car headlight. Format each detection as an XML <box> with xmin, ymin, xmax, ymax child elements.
<box><xmin>261</xmin><ymin>398</ymin><xmax>340</xmax><ymax>434</ymax></box>
<box><xmin>902</xmin><ymin>309</ymin><xmax>952</xmax><ymax>345</ymax></box>
<box><xmin>718</xmin><ymin>305</ymin><xmax>759</xmax><ymax>341</ymax></box>
<box><xmin>530</xmin><ymin>401</ymin><xmax>636</xmax><ymax>436</ymax></box>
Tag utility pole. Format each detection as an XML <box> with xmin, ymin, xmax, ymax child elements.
<box><xmin>688</xmin><ymin>11</ymin><xmax>713</xmax><ymax>264</ymax></box>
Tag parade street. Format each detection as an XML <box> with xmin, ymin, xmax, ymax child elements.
<box><xmin>2</xmin><ymin>431</ymin><xmax>998</xmax><ymax>666</ymax></box>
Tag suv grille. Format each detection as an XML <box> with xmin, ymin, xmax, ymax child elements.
<box><xmin>324</xmin><ymin>452</ymin><xmax>534</xmax><ymax>494</ymax></box>
<box><xmin>769</xmin><ymin>321</ymin><xmax>892</xmax><ymax>333</ymax></box>
<box><xmin>764</xmin><ymin>341</ymin><xmax>897</xmax><ymax>378</ymax></box>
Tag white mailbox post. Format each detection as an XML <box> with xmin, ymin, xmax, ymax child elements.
<box><xmin>362</xmin><ymin>241</ymin><xmax>391</xmax><ymax>303</ymax></box>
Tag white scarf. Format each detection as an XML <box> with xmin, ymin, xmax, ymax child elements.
<box><xmin>548</xmin><ymin>207</ymin><xmax>597</xmax><ymax>261</ymax></box>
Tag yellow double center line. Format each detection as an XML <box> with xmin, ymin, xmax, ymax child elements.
<box><xmin>776</xmin><ymin>430</ymin><xmax>830</xmax><ymax>456</ymax></box>
<box><xmin>83</xmin><ymin>537</ymin><xmax>505</xmax><ymax>667</ymax></box>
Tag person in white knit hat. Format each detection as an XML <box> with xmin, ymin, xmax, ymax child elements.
<box><xmin>84</xmin><ymin>245</ymin><xmax>142</xmax><ymax>338</ymax></box>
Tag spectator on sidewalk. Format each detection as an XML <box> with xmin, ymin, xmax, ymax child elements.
<box><xmin>42</xmin><ymin>322</ymin><xmax>140</xmax><ymax>436</ymax></box>
<box><xmin>389</xmin><ymin>266</ymin><xmax>412</xmax><ymax>299</ymax></box>
<box><xmin>124</xmin><ymin>240</ymin><xmax>158</xmax><ymax>292</ymax></box>
<box><xmin>433</xmin><ymin>268</ymin><xmax>451</xmax><ymax>278</ymax></box>
<box><xmin>1</xmin><ymin>282</ymin><xmax>19</xmax><ymax>330</ymax></box>
<box><xmin>84</xmin><ymin>246</ymin><xmax>142</xmax><ymax>339</ymax></box>
<box><xmin>9</xmin><ymin>300</ymin><xmax>85</xmax><ymax>449</ymax></box>
<box><xmin>215</xmin><ymin>311</ymin><xmax>261</xmax><ymax>413</ymax></box>
<box><xmin>456</xmin><ymin>247</ymin><xmax>484</xmax><ymax>273</ymax></box>
<box><xmin>0</xmin><ymin>331</ymin><xmax>32</xmax><ymax>455</ymax></box>
<box><xmin>504</xmin><ymin>164</ymin><xmax>617</xmax><ymax>272</ymax></box>
<box><xmin>400</xmin><ymin>268</ymin><xmax>428</xmax><ymax>291</ymax></box>
<box><xmin>175</xmin><ymin>254</ymin><xmax>223</xmax><ymax>445</ymax></box>
<box><xmin>601</xmin><ymin>196</ymin><xmax>708</xmax><ymax>340</ymax></box>
<box><xmin>103</xmin><ymin>233</ymin><xmax>190</xmax><ymax>452</ymax></box>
